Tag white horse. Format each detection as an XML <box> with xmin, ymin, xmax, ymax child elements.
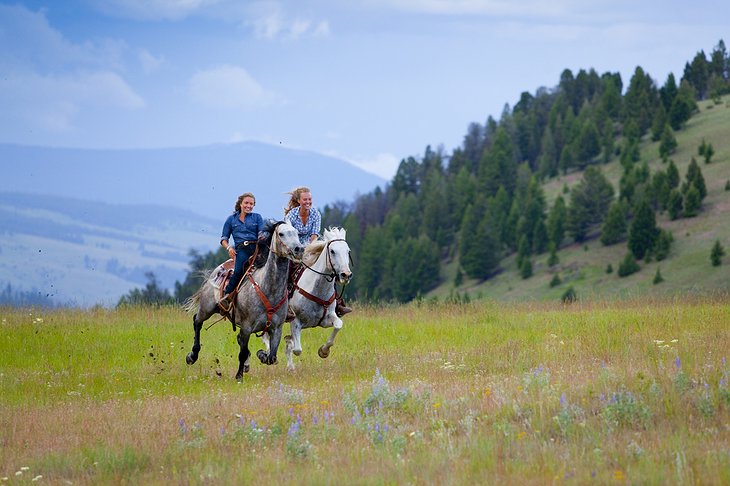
<box><xmin>184</xmin><ymin>221</ymin><xmax>304</xmax><ymax>380</ymax></box>
<box><xmin>280</xmin><ymin>227</ymin><xmax>352</xmax><ymax>370</ymax></box>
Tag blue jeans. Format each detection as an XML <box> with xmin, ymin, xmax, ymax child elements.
<box><xmin>224</xmin><ymin>244</ymin><xmax>256</xmax><ymax>294</ymax></box>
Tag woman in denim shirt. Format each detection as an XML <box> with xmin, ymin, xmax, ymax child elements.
<box><xmin>219</xmin><ymin>192</ymin><xmax>265</xmax><ymax>310</ymax></box>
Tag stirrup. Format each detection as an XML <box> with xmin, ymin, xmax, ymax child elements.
<box><xmin>219</xmin><ymin>293</ymin><xmax>233</xmax><ymax>313</ymax></box>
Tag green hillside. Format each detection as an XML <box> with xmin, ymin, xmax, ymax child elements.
<box><xmin>429</xmin><ymin>95</ymin><xmax>730</xmax><ymax>302</ymax></box>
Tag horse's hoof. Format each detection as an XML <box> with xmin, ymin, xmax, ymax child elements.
<box><xmin>257</xmin><ymin>350</ymin><xmax>267</xmax><ymax>363</ymax></box>
<box><xmin>186</xmin><ymin>353</ymin><xmax>197</xmax><ymax>365</ymax></box>
<box><xmin>318</xmin><ymin>346</ymin><xmax>330</xmax><ymax>359</ymax></box>
<box><xmin>235</xmin><ymin>373</ymin><xmax>243</xmax><ymax>381</ymax></box>
<box><xmin>243</xmin><ymin>364</ymin><xmax>250</xmax><ymax>373</ymax></box>
<box><xmin>293</xmin><ymin>348</ymin><xmax>302</xmax><ymax>357</ymax></box>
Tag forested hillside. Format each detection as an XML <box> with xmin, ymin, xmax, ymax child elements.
<box><xmin>173</xmin><ymin>40</ymin><xmax>730</xmax><ymax>305</ymax></box>
<box><xmin>318</xmin><ymin>40</ymin><xmax>730</xmax><ymax>303</ymax></box>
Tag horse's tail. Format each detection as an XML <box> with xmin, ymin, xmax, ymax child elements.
<box><xmin>182</xmin><ymin>288</ymin><xmax>202</xmax><ymax>314</ymax></box>
<box><xmin>181</xmin><ymin>269</ymin><xmax>214</xmax><ymax>314</ymax></box>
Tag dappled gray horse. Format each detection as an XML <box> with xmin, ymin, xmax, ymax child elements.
<box><xmin>275</xmin><ymin>227</ymin><xmax>352</xmax><ymax>370</ymax></box>
<box><xmin>184</xmin><ymin>221</ymin><xmax>303</xmax><ymax>380</ymax></box>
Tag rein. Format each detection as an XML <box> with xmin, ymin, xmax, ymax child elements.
<box><xmin>299</xmin><ymin>239</ymin><xmax>346</xmax><ymax>282</ymax></box>
<box><xmin>251</xmin><ymin>225</ymin><xmax>290</xmax><ymax>337</ymax></box>
<box><xmin>249</xmin><ymin>273</ymin><xmax>288</xmax><ymax>337</ymax></box>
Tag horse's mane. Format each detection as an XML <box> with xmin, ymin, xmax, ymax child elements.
<box><xmin>250</xmin><ymin>218</ymin><xmax>280</xmax><ymax>269</ymax></box>
<box><xmin>302</xmin><ymin>227</ymin><xmax>347</xmax><ymax>266</ymax></box>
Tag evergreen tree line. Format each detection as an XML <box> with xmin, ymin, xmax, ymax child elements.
<box><xmin>0</xmin><ymin>283</ymin><xmax>57</xmax><ymax>308</ymax></box>
<box><xmin>315</xmin><ymin>40</ymin><xmax>728</xmax><ymax>303</ymax></box>
<box><xmin>157</xmin><ymin>40</ymin><xmax>727</xmax><ymax>307</ymax></box>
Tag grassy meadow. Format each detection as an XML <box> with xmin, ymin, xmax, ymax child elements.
<box><xmin>2</xmin><ymin>299</ymin><xmax>730</xmax><ymax>484</ymax></box>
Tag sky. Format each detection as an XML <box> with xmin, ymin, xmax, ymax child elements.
<box><xmin>1</xmin><ymin>1</ymin><xmax>728</xmax><ymax>180</ymax></box>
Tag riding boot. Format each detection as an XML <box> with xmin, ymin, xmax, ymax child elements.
<box><xmin>335</xmin><ymin>297</ymin><xmax>352</xmax><ymax>317</ymax></box>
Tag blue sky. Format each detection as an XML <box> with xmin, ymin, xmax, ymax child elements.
<box><xmin>1</xmin><ymin>1</ymin><xmax>728</xmax><ymax>179</ymax></box>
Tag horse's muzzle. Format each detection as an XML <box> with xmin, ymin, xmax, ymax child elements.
<box><xmin>338</xmin><ymin>271</ymin><xmax>352</xmax><ymax>284</ymax></box>
<box><xmin>291</xmin><ymin>246</ymin><xmax>305</xmax><ymax>261</ymax></box>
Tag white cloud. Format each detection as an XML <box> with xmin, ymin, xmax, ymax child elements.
<box><xmin>188</xmin><ymin>65</ymin><xmax>276</xmax><ymax>109</ymax></box>
<box><xmin>0</xmin><ymin>5</ymin><xmax>144</xmax><ymax>135</ymax></box>
<box><xmin>346</xmin><ymin>153</ymin><xmax>400</xmax><ymax>180</ymax></box>
<box><xmin>2</xmin><ymin>71</ymin><xmax>145</xmax><ymax>133</ymax></box>
<box><xmin>139</xmin><ymin>49</ymin><xmax>165</xmax><ymax>73</ymax></box>
<box><xmin>249</xmin><ymin>6</ymin><xmax>330</xmax><ymax>40</ymax></box>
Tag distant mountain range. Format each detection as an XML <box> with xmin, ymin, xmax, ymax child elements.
<box><xmin>0</xmin><ymin>142</ymin><xmax>386</xmax><ymax>306</ymax></box>
<box><xmin>0</xmin><ymin>141</ymin><xmax>385</xmax><ymax>220</ymax></box>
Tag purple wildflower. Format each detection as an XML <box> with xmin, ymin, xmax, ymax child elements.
<box><xmin>560</xmin><ymin>393</ymin><xmax>567</xmax><ymax>408</ymax></box>
<box><xmin>313</xmin><ymin>415</ymin><xmax>318</xmax><ymax>425</ymax></box>
<box><xmin>675</xmin><ymin>357</ymin><xmax>681</xmax><ymax>369</ymax></box>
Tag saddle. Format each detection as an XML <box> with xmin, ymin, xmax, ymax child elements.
<box><xmin>211</xmin><ymin>259</ymin><xmax>236</xmax><ymax>302</ymax></box>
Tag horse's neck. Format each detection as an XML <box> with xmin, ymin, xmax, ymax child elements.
<box><xmin>298</xmin><ymin>248</ymin><xmax>332</xmax><ymax>294</ymax></box>
<box><xmin>255</xmin><ymin>249</ymin><xmax>289</xmax><ymax>290</ymax></box>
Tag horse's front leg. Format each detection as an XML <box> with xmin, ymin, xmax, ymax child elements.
<box><xmin>236</xmin><ymin>331</ymin><xmax>251</xmax><ymax>380</ymax></box>
<box><xmin>318</xmin><ymin>316</ymin><xmax>343</xmax><ymax>359</ymax></box>
<box><xmin>257</xmin><ymin>322</ymin><xmax>282</xmax><ymax>365</ymax></box>
<box><xmin>290</xmin><ymin>318</ymin><xmax>303</xmax><ymax>356</ymax></box>
<box><xmin>284</xmin><ymin>335</ymin><xmax>295</xmax><ymax>371</ymax></box>
<box><xmin>185</xmin><ymin>313</ymin><xmax>203</xmax><ymax>365</ymax></box>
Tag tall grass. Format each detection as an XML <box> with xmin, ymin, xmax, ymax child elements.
<box><xmin>1</xmin><ymin>299</ymin><xmax>729</xmax><ymax>484</ymax></box>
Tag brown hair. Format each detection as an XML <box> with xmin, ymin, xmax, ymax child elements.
<box><xmin>234</xmin><ymin>192</ymin><xmax>256</xmax><ymax>213</ymax></box>
<box><xmin>284</xmin><ymin>186</ymin><xmax>311</xmax><ymax>215</ymax></box>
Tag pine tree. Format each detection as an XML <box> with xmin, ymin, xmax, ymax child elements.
<box><xmin>600</xmin><ymin>200</ymin><xmax>628</xmax><ymax>245</ymax></box>
<box><xmin>667</xmin><ymin>189</ymin><xmax>683</xmax><ymax>220</ymax></box>
<box><xmin>658</xmin><ymin>124</ymin><xmax>677</xmax><ymax>161</ymax></box>
<box><xmin>653</xmin><ymin>229</ymin><xmax>673</xmax><ymax>261</ymax></box>
<box><xmin>684</xmin><ymin>184</ymin><xmax>701</xmax><ymax>217</ymax></box>
<box><xmin>520</xmin><ymin>258</ymin><xmax>533</xmax><ymax>279</ymax></box>
<box><xmin>618</xmin><ymin>253</ymin><xmax>641</xmax><ymax>277</ymax></box>
<box><xmin>547</xmin><ymin>242</ymin><xmax>559</xmax><ymax>267</ymax></box>
<box><xmin>567</xmin><ymin>167</ymin><xmax>615</xmax><ymax>242</ymax></box>
<box><xmin>653</xmin><ymin>267</ymin><xmax>664</xmax><ymax>284</ymax></box>
<box><xmin>549</xmin><ymin>273</ymin><xmax>562</xmax><ymax>287</ymax></box>
<box><xmin>517</xmin><ymin>234</ymin><xmax>531</xmax><ymax>269</ymax></box>
<box><xmin>703</xmin><ymin>143</ymin><xmax>715</xmax><ymax>164</ymax></box>
<box><xmin>685</xmin><ymin>157</ymin><xmax>707</xmax><ymax>200</ymax></box>
<box><xmin>561</xmin><ymin>286</ymin><xmax>577</xmax><ymax>303</ymax></box>
<box><xmin>628</xmin><ymin>200</ymin><xmax>659</xmax><ymax>260</ymax></box>
<box><xmin>606</xmin><ymin>263</ymin><xmax>613</xmax><ymax>274</ymax></box>
<box><xmin>725</xmin><ymin>180</ymin><xmax>730</xmax><ymax>191</ymax></box>
<box><xmin>460</xmin><ymin>196</ymin><xmax>501</xmax><ymax>279</ymax></box>
<box><xmin>667</xmin><ymin>160</ymin><xmax>680</xmax><ymax>188</ymax></box>
<box><xmin>547</xmin><ymin>195</ymin><xmax>567</xmax><ymax>248</ymax></box>
<box><xmin>711</xmin><ymin>240</ymin><xmax>725</xmax><ymax>266</ymax></box>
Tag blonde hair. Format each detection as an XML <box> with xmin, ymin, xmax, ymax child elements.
<box><xmin>284</xmin><ymin>186</ymin><xmax>311</xmax><ymax>215</ymax></box>
<box><xmin>234</xmin><ymin>192</ymin><xmax>256</xmax><ymax>213</ymax></box>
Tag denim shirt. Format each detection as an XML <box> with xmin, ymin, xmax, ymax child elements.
<box><xmin>286</xmin><ymin>206</ymin><xmax>321</xmax><ymax>245</ymax></box>
<box><xmin>221</xmin><ymin>212</ymin><xmax>264</xmax><ymax>248</ymax></box>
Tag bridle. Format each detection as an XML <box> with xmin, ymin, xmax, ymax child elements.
<box><xmin>299</xmin><ymin>238</ymin><xmax>348</xmax><ymax>282</ymax></box>
<box><xmin>292</xmin><ymin>238</ymin><xmax>351</xmax><ymax>326</ymax></box>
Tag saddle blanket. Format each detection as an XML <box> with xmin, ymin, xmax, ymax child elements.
<box><xmin>209</xmin><ymin>259</ymin><xmax>235</xmax><ymax>289</ymax></box>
